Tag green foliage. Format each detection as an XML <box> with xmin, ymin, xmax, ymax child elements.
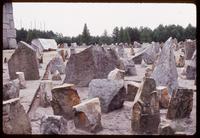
<box><xmin>16</xmin><ymin>23</ymin><xmax>196</xmax><ymax>46</ymax></box>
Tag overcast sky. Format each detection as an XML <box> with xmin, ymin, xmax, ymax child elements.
<box><xmin>12</xmin><ymin>3</ymin><xmax>196</xmax><ymax>37</ymax></box>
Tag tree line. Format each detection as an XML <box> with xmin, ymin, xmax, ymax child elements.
<box><xmin>16</xmin><ymin>23</ymin><xmax>196</xmax><ymax>46</ymax></box>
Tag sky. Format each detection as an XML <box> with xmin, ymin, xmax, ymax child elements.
<box><xmin>12</xmin><ymin>3</ymin><xmax>196</xmax><ymax>37</ymax></box>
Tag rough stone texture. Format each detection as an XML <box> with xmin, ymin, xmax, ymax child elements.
<box><xmin>142</xmin><ymin>42</ymin><xmax>160</xmax><ymax>64</ymax></box>
<box><xmin>107</xmin><ymin>68</ymin><xmax>125</xmax><ymax>80</ymax></box>
<box><xmin>131</xmin><ymin>52</ymin><xmax>143</xmax><ymax>64</ymax></box>
<box><xmin>151</xmin><ymin>37</ymin><xmax>178</xmax><ymax>95</ymax></box>
<box><xmin>125</xmin><ymin>81</ymin><xmax>140</xmax><ymax>101</ymax></box>
<box><xmin>64</xmin><ymin>45</ymin><xmax>124</xmax><ymax>86</ymax></box>
<box><xmin>122</xmin><ymin>58</ymin><xmax>137</xmax><ymax>76</ymax></box>
<box><xmin>131</xmin><ymin>77</ymin><xmax>160</xmax><ymax>134</ymax></box>
<box><xmin>40</xmin><ymin>115</ymin><xmax>68</xmax><ymax>134</ymax></box>
<box><xmin>50</xmin><ymin>55</ymin><xmax>65</xmax><ymax>74</ymax></box>
<box><xmin>185</xmin><ymin>50</ymin><xmax>196</xmax><ymax>80</ymax></box>
<box><xmin>16</xmin><ymin>72</ymin><xmax>26</xmax><ymax>89</ymax></box>
<box><xmin>184</xmin><ymin>39</ymin><xmax>196</xmax><ymax>60</ymax></box>
<box><xmin>167</xmin><ymin>88</ymin><xmax>193</xmax><ymax>119</ymax></box>
<box><xmin>145</xmin><ymin>67</ymin><xmax>153</xmax><ymax>77</ymax></box>
<box><xmin>51</xmin><ymin>84</ymin><xmax>81</xmax><ymax>120</ymax></box>
<box><xmin>57</xmin><ymin>49</ymin><xmax>66</xmax><ymax>62</ymax></box>
<box><xmin>3</xmin><ymin>79</ymin><xmax>20</xmax><ymax>101</ymax></box>
<box><xmin>8</xmin><ymin>41</ymin><xmax>40</xmax><ymax>80</ymax></box>
<box><xmin>52</xmin><ymin>70</ymin><xmax>62</xmax><ymax>80</ymax></box>
<box><xmin>158</xmin><ymin>123</ymin><xmax>175</xmax><ymax>135</ymax></box>
<box><xmin>88</xmin><ymin>79</ymin><xmax>126</xmax><ymax>113</ymax></box>
<box><xmin>73</xmin><ymin>98</ymin><xmax>103</xmax><ymax>133</ymax></box>
<box><xmin>3</xmin><ymin>98</ymin><xmax>32</xmax><ymax>134</ymax></box>
<box><xmin>3</xmin><ymin>3</ymin><xmax>17</xmax><ymax>49</ymax></box>
<box><xmin>176</xmin><ymin>55</ymin><xmax>185</xmax><ymax>67</ymax></box>
<box><xmin>117</xmin><ymin>44</ymin><xmax>127</xmax><ymax>58</ymax></box>
<box><xmin>156</xmin><ymin>86</ymin><xmax>171</xmax><ymax>109</ymax></box>
<box><xmin>134</xmin><ymin>41</ymin><xmax>141</xmax><ymax>48</ymax></box>
<box><xmin>42</xmin><ymin>61</ymin><xmax>51</xmax><ymax>80</ymax></box>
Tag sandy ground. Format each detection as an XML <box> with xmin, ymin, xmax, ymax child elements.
<box><xmin>3</xmin><ymin>47</ymin><xmax>196</xmax><ymax>135</ymax></box>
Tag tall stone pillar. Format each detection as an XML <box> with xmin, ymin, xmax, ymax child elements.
<box><xmin>3</xmin><ymin>2</ymin><xmax>17</xmax><ymax>49</ymax></box>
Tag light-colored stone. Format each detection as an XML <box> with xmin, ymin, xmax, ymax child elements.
<box><xmin>88</xmin><ymin>79</ymin><xmax>126</xmax><ymax>113</ymax></box>
<box><xmin>108</xmin><ymin>68</ymin><xmax>125</xmax><ymax>80</ymax></box>
<box><xmin>16</xmin><ymin>72</ymin><xmax>26</xmax><ymax>89</ymax></box>
<box><xmin>73</xmin><ymin>98</ymin><xmax>102</xmax><ymax>133</ymax></box>
<box><xmin>52</xmin><ymin>70</ymin><xmax>62</xmax><ymax>80</ymax></box>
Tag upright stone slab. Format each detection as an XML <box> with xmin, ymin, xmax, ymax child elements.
<box><xmin>185</xmin><ymin>50</ymin><xmax>196</xmax><ymax>80</ymax></box>
<box><xmin>88</xmin><ymin>79</ymin><xmax>126</xmax><ymax>113</ymax></box>
<box><xmin>131</xmin><ymin>77</ymin><xmax>160</xmax><ymax>134</ymax></box>
<box><xmin>184</xmin><ymin>39</ymin><xmax>196</xmax><ymax>60</ymax></box>
<box><xmin>117</xmin><ymin>43</ymin><xmax>127</xmax><ymax>58</ymax></box>
<box><xmin>50</xmin><ymin>55</ymin><xmax>65</xmax><ymax>74</ymax></box>
<box><xmin>64</xmin><ymin>45</ymin><xmax>124</xmax><ymax>86</ymax></box>
<box><xmin>126</xmin><ymin>81</ymin><xmax>140</xmax><ymax>101</ymax></box>
<box><xmin>3</xmin><ymin>98</ymin><xmax>32</xmax><ymax>134</ymax></box>
<box><xmin>8</xmin><ymin>41</ymin><xmax>40</xmax><ymax>80</ymax></box>
<box><xmin>51</xmin><ymin>84</ymin><xmax>81</xmax><ymax>120</ymax></box>
<box><xmin>73</xmin><ymin>98</ymin><xmax>103</xmax><ymax>133</ymax></box>
<box><xmin>156</xmin><ymin>86</ymin><xmax>171</xmax><ymax>109</ymax></box>
<box><xmin>40</xmin><ymin>115</ymin><xmax>68</xmax><ymax>134</ymax></box>
<box><xmin>151</xmin><ymin>37</ymin><xmax>178</xmax><ymax>95</ymax></box>
<box><xmin>16</xmin><ymin>72</ymin><xmax>26</xmax><ymax>89</ymax></box>
<box><xmin>122</xmin><ymin>58</ymin><xmax>137</xmax><ymax>76</ymax></box>
<box><xmin>166</xmin><ymin>88</ymin><xmax>193</xmax><ymax>119</ymax></box>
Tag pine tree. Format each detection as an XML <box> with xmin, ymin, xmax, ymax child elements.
<box><xmin>81</xmin><ymin>23</ymin><xmax>91</xmax><ymax>45</ymax></box>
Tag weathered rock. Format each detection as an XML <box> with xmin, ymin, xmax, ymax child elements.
<box><xmin>107</xmin><ymin>68</ymin><xmax>125</xmax><ymax>80</ymax></box>
<box><xmin>40</xmin><ymin>115</ymin><xmax>68</xmax><ymax>134</ymax></box>
<box><xmin>145</xmin><ymin>67</ymin><xmax>153</xmax><ymax>77</ymax></box>
<box><xmin>51</xmin><ymin>84</ymin><xmax>81</xmax><ymax>120</ymax></box>
<box><xmin>130</xmin><ymin>46</ymin><xmax>135</xmax><ymax>55</ymax></box>
<box><xmin>57</xmin><ymin>48</ymin><xmax>66</xmax><ymax>62</ymax></box>
<box><xmin>42</xmin><ymin>61</ymin><xmax>51</xmax><ymax>80</ymax></box>
<box><xmin>16</xmin><ymin>72</ymin><xmax>26</xmax><ymax>89</ymax></box>
<box><xmin>52</xmin><ymin>70</ymin><xmax>62</xmax><ymax>80</ymax></box>
<box><xmin>176</xmin><ymin>55</ymin><xmax>185</xmax><ymax>67</ymax></box>
<box><xmin>3</xmin><ymin>98</ymin><xmax>32</xmax><ymax>134</ymax></box>
<box><xmin>158</xmin><ymin>123</ymin><xmax>175</xmax><ymax>135</ymax></box>
<box><xmin>151</xmin><ymin>37</ymin><xmax>178</xmax><ymax>95</ymax></box>
<box><xmin>117</xmin><ymin>44</ymin><xmax>127</xmax><ymax>58</ymax></box>
<box><xmin>3</xmin><ymin>79</ymin><xmax>20</xmax><ymax>101</ymax></box>
<box><xmin>184</xmin><ymin>39</ymin><xmax>196</xmax><ymax>60</ymax></box>
<box><xmin>122</xmin><ymin>58</ymin><xmax>137</xmax><ymax>76</ymax></box>
<box><xmin>8</xmin><ymin>41</ymin><xmax>40</xmax><ymax>80</ymax></box>
<box><xmin>50</xmin><ymin>55</ymin><xmax>65</xmax><ymax>74</ymax></box>
<box><xmin>73</xmin><ymin>98</ymin><xmax>102</xmax><ymax>133</ymax></box>
<box><xmin>70</xmin><ymin>45</ymin><xmax>76</xmax><ymax>55</ymax></box>
<box><xmin>185</xmin><ymin>50</ymin><xmax>196</xmax><ymax>80</ymax></box>
<box><xmin>64</xmin><ymin>45</ymin><xmax>124</xmax><ymax>86</ymax></box>
<box><xmin>131</xmin><ymin>53</ymin><xmax>143</xmax><ymax>64</ymax></box>
<box><xmin>126</xmin><ymin>81</ymin><xmax>140</xmax><ymax>101</ymax></box>
<box><xmin>131</xmin><ymin>77</ymin><xmax>160</xmax><ymax>134</ymax></box>
<box><xmin>156</xmin><ymin>86</ymin><xmax>171</xmax><ymax>109</ymax></box>
<box><xmin>88</xmin><ymin>79</ymin><xmax>126</xmax><ymax>113</ymax></box>
<box><xmin>167</xmin><ymin>88</ymin><xmax>193</xmax><ymax>119</ymax></box>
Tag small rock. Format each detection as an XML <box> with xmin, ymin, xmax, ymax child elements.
<box><xmin>107</xmin><ymin>68</ymin><xmax>125</xmax><ymax>80</ymax></box>
<box><xmin>16</xmin><ymin>72</ymin><xmax>26</xmax><ymax>89</ymax></box>
<box><xmin>73</xmin><ymin>98</ymin><xmax>103</xmax><ymax>133</ymax></box>
<box><xmin>40</xmin><ymin>115</ymin><xmax>68</xmax><ymax>134</ymax></box>
<box><xmin>51</xmin><ymin>83</ymin><xmax>81</xmax><ymax>120</ymax></box>
<box><xmin>158</xmin><ymin>123</ymin><xmax>175</xmax><ymax>135</ymax></box>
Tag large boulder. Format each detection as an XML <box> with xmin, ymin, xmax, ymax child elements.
<box><xmin>8</xmin><ymin>41</ymin><xmax>40</xmax><ymax>80</ymax></box>
<box><xmin>3</xmin><ymin>98</ymin><xmax>32</xmax><ymax>134</ymax></box>
<box><xmin>151</xmin><ymin>37</ymin><xmax>178</xmax><ymax>95</ymax></box>
<box><xmin>88</xmin><ymin>79</ymin><xmax>126</xmax><ymax>113</ymax></box>
<box><xmin>3</xmin><ymin>79</ymin><xmax>20</xmax><ymax>101</ymax></box>
<box><xmin>73</xmin><ymin>98</ymin><xmax>102</xmax><ymax>133</ymax></box>
<box><xmin>64</xmin><ymin>45</ymin><xmax>124</xmax><ymax>86</ymax></box>
<box><xmin>40</xmin><ymin>115</ymin><xmax>68</xmax><ymax>134</ymax></box>
<box><xmin>51</xmin><ymin>84</ymin><xmax>81</xmax><ymax>120</ymax></box>
<box><xmin>166</xmin><ymin>88</ymin><xmax>193</xmax><ymax>119</ymax></box>
<box><xmin>131</xmin><ymin>77</ymin><xmax>160</xmax><ymax>134</ymax></box>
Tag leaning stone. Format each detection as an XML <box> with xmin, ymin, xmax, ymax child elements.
<box><xmin>151</xmin><ymin>37</ymin><xmax>178</xmax><ymax>95</ymax></box>
<box><xmin>40</xmin><ymin>115</ymin><xmax>68</xmax><ymax>134</ymax></box>
<box><xmin>16</xmin><ymin>72</ymin><xmax>26</xmax><ymax>89</ymax></box>
<box><xmin>107</xmin><ymin>68</ymin><xmax>125</xmax><ymax>80</ymax></box>
<box><xmin>3</xmin><ymin>98</ymin><xmax>32</xmax><ymax>134</ymax></box>
<box><xmin>126</xmin><ymin>81</ymin><xmax>140</xmax><ymax>101</ymax></box>
<box><xmin>167</xmin><ymin>88</ymin><xmax>193</xmax><ymax>119</ymax></box>
<box><xmin>88</xmin><ymin>79</ymin><xmax>126</xmax><ymax>113</ymax></box>
<box><xmin>64</xmin><ymin>45</ymin><xmax>124</xmax><ymax>86</ymax></box>
<box><xmin>51</xmin><ymin>84</ymin><xmax>81</xmax><ymax>120</ymax></box>
<box><xmin>156</xmin><ymin>86</ymin><xmax>171</xmax><ymax>109</ymax></box>
<box><xmin>158</xmin><ymin>123</ymin><xmax>175</xmax><ymax>135</ymax></box>
<box><xmin>131</xmin><ymin>77</ymin><xmax>160</xmax><ymax>134</ymax></box>
<box><xmin>52</xmin><ymin>70</ymin><xmax>62</xmax><ymax>80</ymax></box>
<box><xmin>73</xmin><ymin>98</ymin><xmax>103</xmax><ymax>133</ymax></box>
<box><xmin>8</xmin><ymin>41</ymin><xmax>40</xmax><ymax>80</ymax></box>
<box><xmin>3</xmin><ymin>79</ymin><xmax>20</xmax><ymax>101</ymax></box>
